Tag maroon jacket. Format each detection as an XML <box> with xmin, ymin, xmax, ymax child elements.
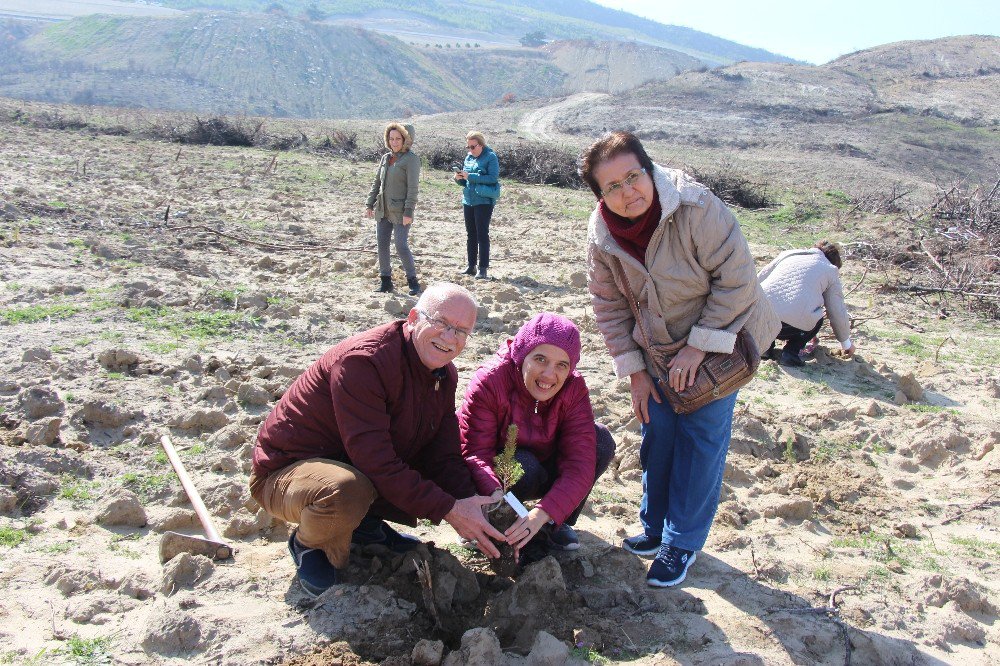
<box><xmin>457</xmin><ymin>341</ymin><xmax>597</xmax><ymax>525</ymax></box>
<box><xmin>253</xmin><ymin>321</ymin><xmax>476</xmax><ymax>523</ymax></box>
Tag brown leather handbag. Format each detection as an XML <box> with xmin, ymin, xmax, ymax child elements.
<box><xmin>612</xmin><ymin>257</ymin><xmax>760</xmax><ymax>415</ymax></box>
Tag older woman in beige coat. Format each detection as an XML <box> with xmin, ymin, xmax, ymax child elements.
<box><xmin>582</xmin><ymin>131</ymin><xmax>778</xmax><ymax>588</ymax></box>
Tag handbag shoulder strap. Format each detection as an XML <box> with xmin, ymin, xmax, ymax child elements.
<box><xmin>609</xmin><ymin>255</ymin><xmax>654</xmax><ymax>351</ymax></box>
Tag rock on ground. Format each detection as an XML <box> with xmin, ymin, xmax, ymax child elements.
<box><xmin>442</xmin><ymin>627</ymin><xmax>503</xmax><ymax>666</ymax></box>
<box><xmin>526</xmin><ymin>630</ymin><xmax>569</xmax><ymax>665</ymax></box>
<box><xmin>141</xmin><ymin>603</ymin><xmax>204</xmax><ymax>655</ymax></box>
<box><xmin>161</xmin><ymin>552</ymin><xmax>215</xmax><ymax>595</ymax></box>
<box><xmin>94</xmin><ymin>488</ymin><xmax>148</xmax><ymax>527</ymax></box>
<box><xmin>412</xmin><ymin>639</ymin><xmax>445</xmax><ymax>666</ymax></box>
<box><xmin>20</xmin><ymin>386</ymin><xmax>63</xmax><ymax>419</ymax></box>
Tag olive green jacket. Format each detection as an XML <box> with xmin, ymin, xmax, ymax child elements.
<box><xmin>366</xmin><ymin>125</ymin><xmax>420</xmax><ymax>223</ymax></box>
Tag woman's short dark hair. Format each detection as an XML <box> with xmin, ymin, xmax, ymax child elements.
<box><xmin>578</xmin><ymin>131</ymin><xmax>655</xmax><ymax>198</ymax></box>
<box><xmin>815</xmin><ymin>240</ymin><xmax>842</xmax><ymax>268</ymax></box>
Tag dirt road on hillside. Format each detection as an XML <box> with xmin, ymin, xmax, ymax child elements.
<box><xmin>518</xmin><ymin>92</ymin><xmax>610</xmax><ymax>143</ymax></box>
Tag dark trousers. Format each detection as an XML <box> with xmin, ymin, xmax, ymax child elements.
<box><xmin>770</xmin><ymin>318</ymin><xmax>824</xmax><ymax>356</ymax></box>
<box><xmin>508</xmin><ymin>423</ymin><xmax>616</xmax><ymax>526</ymax></box>
<box><xmin>463</xmin><ymin>203</ymin><xmax>494</xmax><ymax>271</ymax></box>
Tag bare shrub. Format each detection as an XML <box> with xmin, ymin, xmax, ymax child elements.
<box><xmin>176</xmin><ymin>116</ymin><xmax>266</xmax><ymax>147</ymax></box>
<box><xmin>421</xmin><ymin>145</ymin><xmax>462</xmax><ymax>171</ymax></box>
<box><xmin>315</xmin><ymin>130</ymin><xmax>358</xmax><ymax>156</ymax></box>
<box><xmin>500</xmin><ymin>143</ymin><xmax>581</xmax><ymax>187</ymax></box>
<box><xmin>876</xmin><ymin>175</ymin><xmax>1000</xmax><ymax>317</ymax></box>
<box><xmin>407</xmin><ymin>138</ymin><xmax>582</xmax><ymax>186</ymax></box>
<box><xmin>688</xmin><ymin>162</ymin><xmax>772</xmax><ymax>209</ymax></box>
<box><xmin>267</xmin><ymin>132</ymin><xmax>309</xmax><ymax>150</ymax></box>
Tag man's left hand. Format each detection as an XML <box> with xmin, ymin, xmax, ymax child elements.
<box><xmin>444</xmin><ymin>496</ymin><xmax>506</xmax><ymax>558</ymax></box>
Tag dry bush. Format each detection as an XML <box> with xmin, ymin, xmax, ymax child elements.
<box><xmin>176</xmin><ymin>116</ymin><xmax>267</xmax><ymax>147</ymax></box>
<box><xmin>501</xmin><ymin>143</ymin><xmax>581</xmax><ymax>187</ymax></box>
<box><xmin>688</xmin><ymin>162</ymin><xmax>772</xmax><ymax>209</ymax></box>
<box><xmin>315</xmin><ymin>129</ymin><xmax>359</xmax><ymax>156</ymax></box>
<box><xmin>11</xmin><ymin>108</ymin><xmax>89</xmax><ymax>131</ymax></box>
<box><xmin>875</xmin><ymin>175</ymin><xmax>1000</xmax><ymax>317</ymax></box>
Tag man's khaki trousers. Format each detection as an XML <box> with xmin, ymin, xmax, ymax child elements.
<box><xmin>250</xmin><ymin>458</ymin><xmax>376</xmax><ymax>568</ymax></box>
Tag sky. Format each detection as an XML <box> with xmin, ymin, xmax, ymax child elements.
<box><xmin>590</xmin><ymin>0</ymin><xmax>1000</xmax><ymax>65</ymax></box>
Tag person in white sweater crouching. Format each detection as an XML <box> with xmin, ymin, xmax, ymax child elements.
<box><xmin>758</xmin><ymin>240</ymin><xmax>856</xmax><ymax>367</ymax></box>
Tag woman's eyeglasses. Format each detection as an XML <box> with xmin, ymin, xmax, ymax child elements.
<box><xmin>601</xmin><ymin>168</ymin><xmax>647</xmax><ymax>197</ymax></box>
<box><xmin>418</xmin><ymin>309</ymin><xmax>472</xmax><ymax>340</ymax></box>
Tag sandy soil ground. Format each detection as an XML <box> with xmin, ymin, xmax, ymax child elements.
<box><xmin>0</xmin><ymin>109</ymin><xmax>997</xmax><ymax>665</ymax></box>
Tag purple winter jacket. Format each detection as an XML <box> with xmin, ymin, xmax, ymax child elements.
<box><xmin>457</xmin><ymin>340</ymin><xmax>597</xmax><ymax>525</ymax></box>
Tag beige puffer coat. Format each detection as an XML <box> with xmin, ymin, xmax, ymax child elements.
<box><xmin>587</xmin><ymin>164</ymin><xmax>779</xmax><ymax>379</ymax></box>
<box><xmin>366</xmin><ymin>123</ymin><xmax>420</xmax><ymax>224</ymax></box>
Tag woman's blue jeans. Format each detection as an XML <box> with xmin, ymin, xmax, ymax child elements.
<box><xmin>638</xmin><ymin>386</ymin><xmax>738</xmax><ymax>552</ymax></box>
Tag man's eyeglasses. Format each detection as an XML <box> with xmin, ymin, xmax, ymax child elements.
<box><xmin>600</xmin><ymin>168</ymin><xmax>647</xmax><ymax>198</ymax></box>
<box><xmin>418</xmin><ymin>309</ymin><xmax>472</xmax><ymax>340</ymax></box>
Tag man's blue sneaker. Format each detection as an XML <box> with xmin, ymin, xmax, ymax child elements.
<box><xmin>288</xmin><ymin>530</ymin><xmax>339</xmax><ymax>598</ymax></box>
<box><xmin>622</xmin><ymin>533</ymin><xmax>661</xmax><ymax>556</ymax></box>
<box><xmin>646</xmin><ymin>545</ymin><xmax>696</xmax><ymax>588</ymax></box>
<box><xmin>351</xmin><ymin>515</ymin><xmax>421</xmax><ymax>553</ymax></box>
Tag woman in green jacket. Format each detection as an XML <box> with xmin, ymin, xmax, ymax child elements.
<box><xmin>366</xmin><ymin>122</ymin><xmax>421</xmax><ymax>295</ymax></box>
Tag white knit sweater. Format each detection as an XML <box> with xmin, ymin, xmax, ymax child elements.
<box><xmin>758</xmin><ymin>248</ymin><xmax>851</xmax><ymax>347</ymax></box>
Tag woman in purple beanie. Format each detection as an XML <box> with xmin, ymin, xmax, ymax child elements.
<box><xmin>458</xmin><ymin>313</ymin><xmax>616</xmax><ymax>560</ymax></box>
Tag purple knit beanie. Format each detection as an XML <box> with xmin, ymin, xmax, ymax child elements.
<box><xmin>509</xmin><ymin>313</ymin><xmax>582</xmax><ymax>372</ymax></box>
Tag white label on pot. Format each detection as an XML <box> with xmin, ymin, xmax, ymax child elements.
<box><xmin>503</xmin><ymin>491</ymin><xmax>529</xmax><ymax>518</ymax></box>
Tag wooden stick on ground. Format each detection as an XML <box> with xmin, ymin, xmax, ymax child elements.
<box><xmin>939</xmin><ymin>490</ymin><xmax>1000</xmax><ymax>526</ymax></box>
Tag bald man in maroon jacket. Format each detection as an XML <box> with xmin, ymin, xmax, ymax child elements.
<box><xmin>250</xmin><ymin>283</ymin><xmax>504</xmax><ymax>597</ymax></box>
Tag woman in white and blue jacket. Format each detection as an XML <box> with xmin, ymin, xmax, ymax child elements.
<box><xmin>454</xmin><ymin>131</ymin><xmax>500</xmax><ymax>280</ymax></box>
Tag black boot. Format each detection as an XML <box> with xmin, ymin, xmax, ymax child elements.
<box><xmin>458</xmin><ymin>264</ymin><xmax>476</xmax><ymax>276</ymax></box>
<box><xmin>376</xmin><ymin>276</ymin><xmax>393</xmax><ymax>293</ymax></box>
<box><xmin>475</xmin><ymin>268</ymin><xmax>488</xmax><ymax>280</ymax></box>
<box><xmin>406</xmin><ymin>276</ymin><xmax>421</xmax><ymax>296</ymax></box>
<box><xmin>779</xmin><ymin>349</ymin><xmax>805</xmax><ymax>367</ymax></box>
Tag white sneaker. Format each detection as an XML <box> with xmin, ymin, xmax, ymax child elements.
<box><xmin>457</xmin><ymin>536</ymin><xmax>478</xmax><ymax>550</ymax></box>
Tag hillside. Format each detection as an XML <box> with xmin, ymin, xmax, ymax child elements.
<box><xmin>2</xmin><ymin>14</ymin><xmax>474</xmax><ymax>117</ymax></box>
<box><xmin>830</xmin><ymin>35</ymin><xmax>1000</xmax><ymax>126</ymax></box>
<box><xmin>539</xmin><ymin>35</ymin><xmax>1000</xmax><ymax>191</ymax></box>
<box><xmin>541</xmin><ymin>40</ymin><xmax>704</xmax><ymax>95</ymax></box>
<box><xmin>146</xmin><ymin>0</ymin><xmax>795</xmax><ymax>66</ymax></box>
<box><xmin>0</xmin><ymin>14</ymin><xmax>716</xmax><ymax>117</ymax></box>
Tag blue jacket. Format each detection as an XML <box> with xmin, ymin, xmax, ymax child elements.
<box><xmin>458</xmin><ymin>146</ymin><xmax>500</xmax><ymax>206</ymax></box>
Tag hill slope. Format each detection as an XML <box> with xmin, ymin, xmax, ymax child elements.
<box><xmin>541</xmin><ymin>35</ymin><xmax>1000</xmax><ymax>188</ymax></box>
<box><xmin>149</xmin><ymin>0</ymin><xmax>796</xmax><ymax>65</ymax></box>
<box><xmin>541</xmin><ymin>40</ymin><xmax>704</xmax><ymax>95</ymax></box>
<box><xmin>5</xmin><ymin>14</ymin><xmax>473</xmax><ymax>117</ymax></box>
<box><xmin>0</xmin><ymin>14</ymin><xmax>715</xmax><ymax>117</ymax></box>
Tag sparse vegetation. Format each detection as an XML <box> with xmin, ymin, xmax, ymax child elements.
<box><xmin>1</xmin><ymin>303</ymin><xmax>79</xmax><ymax>324</ymax></box>
<box><xmin>0</xmin><ymin>526</ymin><xmax>29</xmax><ymax>547</ymax></box>
<box><xmin>54</xmin><ymin>634</ymin><xmax>112</xmax><ymax>664</ymax></box>
<box><xmin>58</xmin><ymin>476</ymin><xmax>100</xmax><ymax>505</ymax></box>
<box><xmin>121</xmin><ymin>472</ymin><xmax>173</xmax><ymax>498</ymax></box>
<box><xmin>127</xmin><ymin>306</ymin><xmax>260</xmax><ymax>340</ymax></box>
